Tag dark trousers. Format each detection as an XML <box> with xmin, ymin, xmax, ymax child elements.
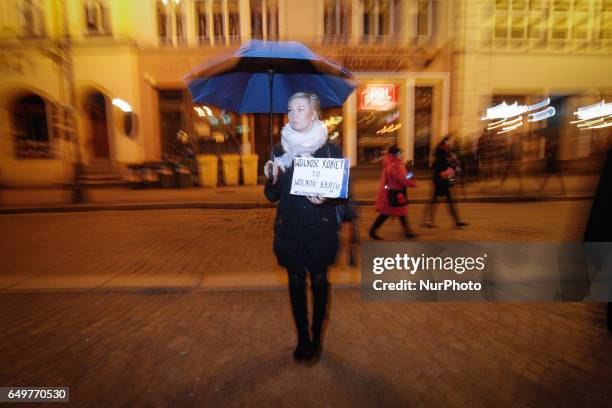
<box><xmin>424</xmin><ymin>189</ymin><xmax>460</xmax><ymax>224</ymax></box>
<box><xmin>286</xmin><ymin>264</ymin><xmax>329</xmax><ymax>345</ymax></box>
<box><xmin>369</xmin><ymin>214</ymin><xmax>413</xmax><ymax>235</ymax></box>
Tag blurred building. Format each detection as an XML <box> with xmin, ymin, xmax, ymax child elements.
<box><xmin>452</xmin><ymin>0</ymin><xmax>612</xmax><ymax>167</ymax></box>
<box><xmin>0</xmin><ymin>0</ymin><xmax>610</xmax><ymax>186</ymax></box>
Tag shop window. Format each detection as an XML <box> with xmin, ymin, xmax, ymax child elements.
<box><xmin>157</xmin><ymin>0</ymin><xmax>185</xmax><ymax>46</ymax></box>
<box><xmin>321</xmin><ymin>107</ymin><xmax>344</xmax><ymax>147</ymax></box>
<box><xmin>324</xmin><ymin>0</ymin><xmax>351</xmax><ymax>42</ymax></box>
<box><xmin>356</xmin><ymin>83</ymin><xmax>401</xmax><ymax>165</ymax></box>
<box><xmin>20</xmin><ymin>0</ymin><xmax>45</xmax><ymax>37</ymax></box>
<box><xmin>193</xmin><ymin>105</ymin><xmax>241</xmax><ymax>155</ymax></box>
<box><xmin>13</xmin><ymin>94</ymin><xmax>53</xmax><ymax>160</ymax></box>
<box><xmin>414</xmin><ymin>86</ymin><xmax>433</xmax><ymax>169</ymax></box>
<box><xmin>84</xmin><ymin>0</ymin><xmax>111</xmax><ymax>35</ymax></box>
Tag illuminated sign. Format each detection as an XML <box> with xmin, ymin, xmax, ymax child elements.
<box><xmin>572</xmin><ymin>100</ymin><xmax>612</xmax><ymax>129</ymax></box>
<box><xmin>360</xmin><ymin>84</ymin><xmax>398</xmax><ymax>111</ymax></box>
<box><xmin>482</xmin><ymin>97</ymin><xmax>553</xmax><ymax>134</ymax></box>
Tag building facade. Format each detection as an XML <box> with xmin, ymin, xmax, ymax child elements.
<box><xmin>0</xmin><ymin>0</ymin><xmax>610</xmax><ymax>186</ymax></box>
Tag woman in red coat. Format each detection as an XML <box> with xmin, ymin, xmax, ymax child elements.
<box><xmin>369</xmin><ymin>146</ymin><xmax>417</xmax><ymax>239</ymax></box>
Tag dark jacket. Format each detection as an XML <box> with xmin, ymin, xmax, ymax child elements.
<box><xmin>264</xmin><ymin>142</ymin><xmax>344</xmax><ymax>269</ymax></box>
<box><xmin>432</xmin><ymin>145</ymin><xmax>450</xmax><ymax>196</ymax></box>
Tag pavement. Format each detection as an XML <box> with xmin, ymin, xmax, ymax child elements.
<box><xmin>1</xmin><ymin>291</ymin><xmax>610</xmax><ymax>407</ymax></box>
<box><xmin>0</xmin><ymin>173</ymin><xmax>599</xmax><ymax>214</ymax></box>
<box><xmin>1</xmin><ymin>198</ymin><xmax>610</xmax><ymax>406</ymax></box>
<box><xmin>0</xmin><ymin>201</ymin><xmax>594</xmax><ymax>293</ymax></box>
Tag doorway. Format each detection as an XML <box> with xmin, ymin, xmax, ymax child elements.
<box><xmin>84</xmin><ymin>92</ymin><xmax>110</xmax><ymax>158</ymax></box>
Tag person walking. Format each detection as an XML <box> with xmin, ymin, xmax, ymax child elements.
<box><xmin>423</xmin><ymin>135</ymin><xmax>468</xmax><ymax>228</ymax></box>
<box><xmin>263</xmin><ymin>92</ymin><xmax>343</xmax><ymax>363</ymax></box>
<box><xmin>369</xmin><ymin>146</ymin><xmax>417</xmax><ymax>240</ymax></box>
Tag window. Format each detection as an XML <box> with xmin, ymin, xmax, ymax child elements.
<box><xmin>250</xmin><ymin>0</ymin><xmax>278</xmax><ymax>40</ymax></box>
<box><xmin>13</xmin><ymin>95</ymin><xmax>53</xmax><ymax>159</ymax></box>
<box><xmin>324</xmin><ymin>0</ymin><xmax>351</xmax><ymax>41</ymax></box>
<box><xmin>228</xmin><ymin>0</ymin><xmax>240</xmax><ymax>43</ymax></box>
<box><xmin>600</xmin><ymin>0</ymin><xmax>612</xmax><ymax>40</ymax></box>
<box><xmin>495</xmin><ymin>0</ymin><xmax>545</xmax><ymax>40</ymax></box>
<box><xmin>20</xmin><ymin>0</ymin><xmax>45</xmax><ymax>37</ymax></box>
<box><xmin>363</xmin><ymin>0</ymin><xmax>402</xmax><ymax>39</ymax></box>
<box><xmin>195</xmin><ymin>0</ymin><xmax>209</xmax><ymax>44</ymax></box>
<box><xmin>213</xmin><ymin>0</ymin><xmax>224</xmax><ymax>42</ymax></box>
<box><xmin>157</xmin><ymin>0</ymin><xmax>185</xmax><ymax>46</ymax></box>
<box><xmin>495</xmin><ymin>0</ymin><xmax>604</xmax><ymax>43</ymax></box>
<box><xmin>251</xmin><ymin>0</ymin><xmax>263</xmax><ymax>39</ymax></box>
<box><xmin>84</xmin><ymin>0</ymin><xmax>111</xmax><ymax>35</ymax></box>
<box><xmin>417</xmin><ymin>0</ymin><xmax>432</xmax><ymax>37</ymax></box>
<box><xmin>266</xmin><ymin>0</ymin><xmax>278</xmax><ymax>39</ymax></box>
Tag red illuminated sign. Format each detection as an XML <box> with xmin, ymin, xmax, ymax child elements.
<box><xmin>360</xmin><ymin>84</ymin><xmax>398</xmax><ymax>111</ymax></box>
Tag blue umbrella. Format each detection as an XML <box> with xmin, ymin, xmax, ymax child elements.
<box><xmin>183</xmin><ymin>40</ymin><xmax>356</xmax><ymax>158</ymax></box>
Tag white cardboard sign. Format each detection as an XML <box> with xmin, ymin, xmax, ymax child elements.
<box><xmin>290</xmin><ymin>157</ymin><xmax>350</xmax><ymax>199</ymax></box>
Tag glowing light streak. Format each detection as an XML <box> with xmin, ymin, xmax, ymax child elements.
<box><xmin>112</xmin><ymin>98</ymin><xmax>132</xmax><ymax>112</ymax></box>
<box><xmin>501</xmin><ymin>121</ymin><xmax>523</xmax><ymax>132</ymax></box>
<box><xmin>574</xmin><ymin>100</ymin><xmax>612</xmax><ymax>120</ymax></box>
<box><xmin>527</xmin><ymin>106</ymin><xmax>555</xmax><ymax>122</ymax></box>
<box><xmin>526</xmin><ymin>98</ymin><xmax>550</xmax><ymax>111</ymax></box>
<box><xmin>376</xmin><ymin>123</ymin><xmax>402</xmax><ymax>134</ymax></box>
<box><xmin>589</xmin><ymin>122</ymin><xmax>612</xmax><ymax>129</ymax></box>
<box><xmin>577</xmin><ymin>115</ymin><xmax>612</xmax><ymax>127</ymax></box>
<box><xmin>482</xmin><ymin>98</ymin><xmax>551</xmax><ymax>121</ymax></box>
<box><xmin>487</xmin><ymin>116</ymin><xmax>522</xmax><ymax>130</ymax></box>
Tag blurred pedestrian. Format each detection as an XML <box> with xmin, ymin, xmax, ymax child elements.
<box><xmin>539</xmin><ymin>134</ymin><xmax>566</xmax><ymax>195</ymax></box>
<box><xmin>499</xmin><ymin>132</ymin><xmax>525</xmax><ymax>192</ymax></box>
<box><xmin>263</xmin><ymin>92</ymin><xmax>343</xmax><ymax>364</ymax></box>
<box><xmin>369</xmin><ymin>145</ymin><xmax>417</xmax><ymax>240</ymax></box>
<box><xmin>423</xmin><ymin>135</ymin><xmax>468</xmax><ymax>228</ymax></box>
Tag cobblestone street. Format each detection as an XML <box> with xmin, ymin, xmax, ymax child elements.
<box><xmin>1</xmin><ymin>292</ymin><xmax>610</xmax><ymax>407</ymax></box>
<box><xmin>0</xmin><ymin>201</ymin><xmax>593</xmax><ymax>291</ymax></box>
<box><xmin>1</xmin><ymin>201</ymin><xmax>611</xmax><ymax>406</ymax></box>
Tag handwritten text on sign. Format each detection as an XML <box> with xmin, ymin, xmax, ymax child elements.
<box><xmin>290</xmin><ymin>157</ymin><xmax>350</xmax><ymax>199</ymax></box>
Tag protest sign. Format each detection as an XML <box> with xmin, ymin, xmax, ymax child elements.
<box><xmin>290</xmin><ymin>157</ymin><xmax>350</xmax><ymax>199</ymax></box>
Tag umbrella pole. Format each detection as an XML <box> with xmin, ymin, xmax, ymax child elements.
<box><xmin>268</xmin><ymin>69</ymin><xmax>274</xmax><ymax>161</ymax></box>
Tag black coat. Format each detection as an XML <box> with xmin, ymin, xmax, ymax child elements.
<box><xmin>432</xmin><ymin>146</ymin><xmax>450</xmax><ymax>196</ymax></box>
<box><xmin>264</xmin><ymin>142</ymin><xmax>344</xmax><ymax>269</ymax></box>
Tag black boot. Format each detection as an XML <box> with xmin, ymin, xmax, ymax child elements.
<box><xmin>309</xmin><ymin>273</ymin><xmax>329</xmax><ymax>363</ymax></box>
<box><xmin>399</xmin><ymin>216</ymin><xmax>417</xmax><ymax>239</ymax></box>
<box><xmin>369</xmin><ymin>214</ymin><xmax>388</xmax><ymax>240</ymax></box>
<box><xmin>288</xmin><ymin>273</ymin><xmax>311</xmax><ymax>361</ymax></box>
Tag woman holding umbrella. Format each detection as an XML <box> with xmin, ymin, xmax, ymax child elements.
<box><xmin>264</xmin><ymin>92</ymin><xmax>343</xmax><ymax>363</ymax></box>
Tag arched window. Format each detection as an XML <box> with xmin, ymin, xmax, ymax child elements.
<box><xmin>12</xmin><ymin>94</ymin><xmax>53</xmax><ymax>159</ymax></box>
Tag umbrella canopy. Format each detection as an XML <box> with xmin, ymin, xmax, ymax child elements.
<box><xmin>183</xmin><ymin>40</ymin><xmax>356</xmax><ymax>113</ymax></box>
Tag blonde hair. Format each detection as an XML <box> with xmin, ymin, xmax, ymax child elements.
<box><xmin>288</xmin><ymin>92</ymin><xmax>321</xmax><ymax>120</ymax></box>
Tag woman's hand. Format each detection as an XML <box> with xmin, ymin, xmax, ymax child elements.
<box><xmin>307</xmin><ymin>195</ymin><xmax>326</xmax><ymax>205</ymax></box>
<box><xmin>264</xmin><ymin>160</ymin><xmax>279</xmax><ymax>184</ymax></box>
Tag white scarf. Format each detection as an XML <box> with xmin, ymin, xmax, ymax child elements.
<box><xmin>274</xmin><ymin>120</ymin><xmax>328</xmax><ymax>170</ymax></box>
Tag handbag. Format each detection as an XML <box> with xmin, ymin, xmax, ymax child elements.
<box><xmin>385</xmin><ymin>167</ymin><xmax>407</xmax><ymax>207</ymax></box>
